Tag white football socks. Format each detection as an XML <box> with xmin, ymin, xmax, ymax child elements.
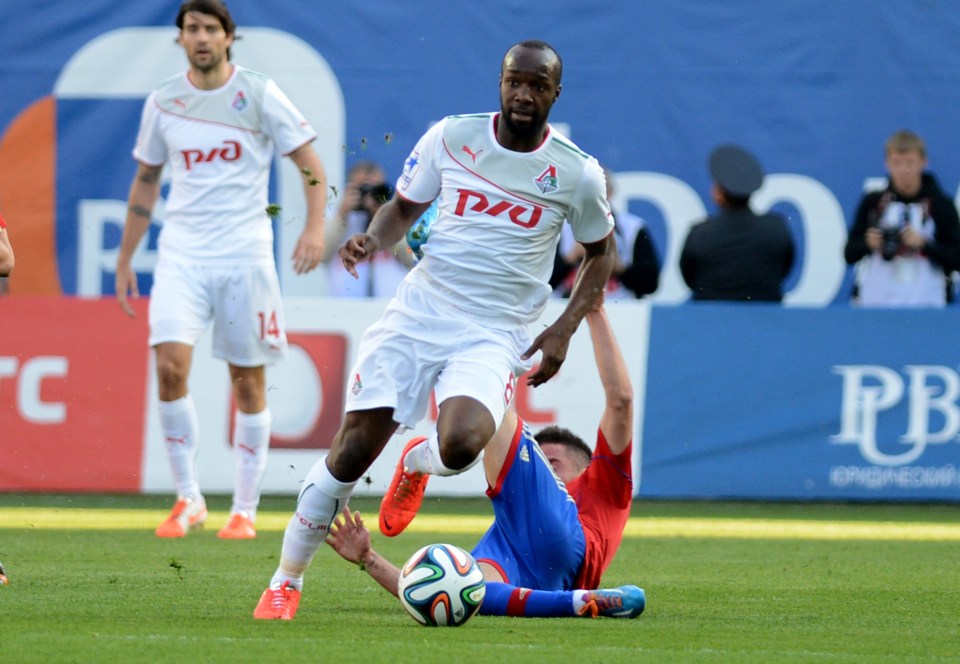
<box><xmin>271</xmin><ymin>459</ymin><xmax>356</xmax><ymax>590</ymax></box>
<box><xmin>572</xmin><ymin>590</ymin><xmax>589</xmax><ymax>615</ymax></box>
<box><xmin>403</xmin><ymin>432</ymin><xmax>480</xmax><ymax>476</ymax></box>
<box><xmin>158</xmin><ymin>395</ymin><xmax>201</xmax><ymax>501</ymax></box>
<box><xmin>230</xmin><ymin>408</ymin><xmax>271</xmax><ymax>520</ymax></box>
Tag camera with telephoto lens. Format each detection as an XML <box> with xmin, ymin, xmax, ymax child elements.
<box><xmin>869</xmin><ymin>209</ymin><xmax>902</xmax><ymax>262</ymax></box>
<box><xmin>355</xmin><ymin>182</ymin><xmax>394</xmax><ymax>210</ymax></box>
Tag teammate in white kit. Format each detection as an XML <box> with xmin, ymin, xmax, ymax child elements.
<box><xmin>115</xmin><ymin>0</ymin><xmax>328</xmax><ymax>540</ymax></box>
<box><xmin>254</xmin><ymin>40</ymin><xmax>615</xmax><ymax>619</ymax></box>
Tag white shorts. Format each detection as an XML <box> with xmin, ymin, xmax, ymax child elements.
<box><xmin>345</xmin><ymin>279</ymin><xmax>532</xmax><ymax>429</ymax></box>
<box><xmin>148</xmin><ymin>259</ymin><xmax>287</xmax><ymax>367</ymax></box>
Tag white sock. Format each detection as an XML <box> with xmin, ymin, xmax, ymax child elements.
<box><xmin>572</xmin><ymin>589</ymin><xmax>589</xmax><ymax>614</ymax></box>
<box><xmin>270</xmin><ymin>460</ymin><xmax>355</xmax><ymax>590</ymax></box>
<box><xmin>158</xmin><ymin>395</ymin><xmax>201</xmax><ymax>500</ymax></box>
<box><xmin>403</xmin><ymin>432</ymin><xmax>479</xmax><ymax>477</ymax></box>
<box><xmin>231</xmin><ymin>408</ymin><xmax>271</xmax><ymax>519</ymax></box>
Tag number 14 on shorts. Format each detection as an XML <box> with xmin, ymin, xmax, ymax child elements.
<box><xmin>258</xmin><ymin>311</ymin><xmax>281</xmax><ymax>339</ymax></box>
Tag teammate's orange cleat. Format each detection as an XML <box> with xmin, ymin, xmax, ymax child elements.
<box><xmin>155</xmin><ymin>497</ymin><xmax>207</xmax><ymax>538</ymax></box>
<box><xmin>253</xmin><ymin>581</ymin><xmax>301</xmax><ymax>620</ymax></box>
<box><xmin>379</xmin><ymin>436</ymin><xmax>430</xmax><ymax>537</ymax></box>
<box><xmin>218</xmin><ymin>512</ymin><xmax>256</xmax><ymax>539</ymax></box>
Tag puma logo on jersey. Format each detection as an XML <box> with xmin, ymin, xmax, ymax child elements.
<box><xmin>461</xmin><ymin>145</ymin><xmax>484</xmax><ymax>163</ymax></box>
<box><xmin>534</xmin><ymin>164</ymin><xmax>559</xmax><ymax>194</ymax></box>
<box><xmin>454</xmin><ymin>188</ymin><xmax>544</xmax><ymax>228</ymax></box>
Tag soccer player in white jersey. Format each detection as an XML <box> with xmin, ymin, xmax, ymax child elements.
<box><xmin>115</xmin><ymin>0</ymin><xmax>328</xmax><ymax>540</ymax></box>
<box><xmin>254</xmin><ymin>40</ymin><xmax>615</xmax><ymax>620</ymax></box>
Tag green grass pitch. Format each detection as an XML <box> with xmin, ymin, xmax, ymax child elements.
<box><xmin>0</xmin><ymin>494</ymin><xmax>958</xmax><ymax>663</ymax></box>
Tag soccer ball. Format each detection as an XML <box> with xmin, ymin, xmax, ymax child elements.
<box><xmin>405</xmin><ymin>200</ymin><xmax>438</xmax><ymax>261</ymax></box>
<box><xmin>397</xmin><ymin>543</ymin><xmax>485</xmax><ymax>626</ymax></box>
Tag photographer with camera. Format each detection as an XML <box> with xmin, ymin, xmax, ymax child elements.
<box><xmin>325</xmin><ymin>161</ymin><xmax>414</xmax><ymax>297</ymax></box>
<box><xmin>844</xmin><ymin>130</ymin><xmax>960</xmax><ymax>307</ymax></box>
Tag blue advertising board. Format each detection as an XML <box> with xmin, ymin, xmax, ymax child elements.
<box><xmin>641</xmin><ymin>305</ymin><xmax>960</xmax><ymax>501</ymax></box>
<box><xmin>2</xmin><ymin>1</ymin><xmax>960</xmax><ymax>303</ymax></box>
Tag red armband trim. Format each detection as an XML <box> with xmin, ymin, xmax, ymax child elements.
<box><xmin>506</xmin><ymin>587</ymin><xmax>533</xmax><ymax>617</ymax></box>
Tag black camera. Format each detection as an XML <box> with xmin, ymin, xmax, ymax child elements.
<box><xmin>880</xmin><ymin>227</ymin><xmax>901</xmax><ymax>261</ymax></box>
<box><xmin>355</xmin><ymin>182</ymin><xmax>394</xmax><ymax>210</ymax></box>
<box><xmin>869</xmin><ymin>209</ymin><xmax>902</xmax><ymax>262</ymax></box>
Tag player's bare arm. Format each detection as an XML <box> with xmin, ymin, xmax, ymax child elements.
<box><xmin>585</xmin><ymin>303</ymin><xmax>633</xmax><ymax>455</ymax></box>
<box><xmin>339</xmin><ymin>196</ymin><xmax>430</xmax><ymax>278</ymax></box>
<box><xmin>523</xmin><ymin>232</ymin><xmax>616</xmax><ymax>386</ymax></box>
<box><xmin>326</xmin><ymin>507</ymin><xmax>401</xmax><ymax>596</ymax></box>
<box><xmin>0</xmin><ymin>226</ymin><xmax>14</xmax><ymax>277</ymax></box>
<box><xmin>115</xmin><ymin>162</ymin><xmax>163</xmax><ymax>317</ymax></box>
<box><xmin>287</xmin><ymin>143</ymin><xmax>328</xmax><ymax>275</ymax></box>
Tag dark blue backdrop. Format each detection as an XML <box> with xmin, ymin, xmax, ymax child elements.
<box><xmin>2</xmin><ymin>0</ymin><xmax>959</xmax><ymax>303</ymax></box>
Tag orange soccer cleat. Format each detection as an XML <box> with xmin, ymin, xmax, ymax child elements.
<box><xmin>155</xmin><ymin>497</ymin><xmax>207</xmax><ymax>538</ymax></box>
<box><xmin>379</xmin><ymin>436</ymin><xmax>430</xmax><ymax>537</ymax></box>
<box><xmin>253</xmin><ymin>581</ymin><xmax>301</xmax><ymax>620</ymax></box>
<box><xmin>218</xmin><ymin>512</ymin><xmax>256</xmax><ymax>539</ymax></box>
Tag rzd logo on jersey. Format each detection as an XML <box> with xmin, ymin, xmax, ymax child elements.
<box><xmin>454</xmin><ymin>188</ymin><xmax>543</xmax><ymax>228</ymax></box>
<box><xmin>180</xmin><ymin>140</ymin><xmax>242</xmax><ymax>170</ymax></box>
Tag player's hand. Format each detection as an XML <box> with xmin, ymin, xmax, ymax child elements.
<box><xmin>865</xmin><ymin>227</ymin><xmax>884</xmax><ymax>253</ymax></box>
<box><xmin>900</xmin><ymin>226</ymin><xmax>925</xmax><ymax>251</ymax></box>
<box><xmin>292</xmin><ymin>224</ymin><xmax>325</xmax><ymax>274</ymax></box>
<box><xmin>115</xmin><ymin>263</ymin><xmax>139</xmax><ymax>318</ymax></box>
<box><xmin>326</xmin><ymin>507</ymin><xmax>372</xmax><ymax>565</ymax></box>
<box><xmin>339</xmin><ymin>233</ymin><xmax>381</xmax><ymax>278</ymax></box>
<box><xmin>522</xmin><ymin>322</ymin><xmax>574</xmax><ymax>387</ymax></box>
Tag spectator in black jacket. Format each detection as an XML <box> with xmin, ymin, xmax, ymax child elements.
<box><xmin>844</xmin><ymin>130</ymin><xmax>960</xmax><ymax>307</ymax></box>
<box><xmin>680</xmin><ymin>145</ymin><xmax>794</xmax><ymax>302</ymax></box>
<box><xmin>551</xmin><ymin>167</ymin><xmax>660</xmax><ymax>299</ymax></box>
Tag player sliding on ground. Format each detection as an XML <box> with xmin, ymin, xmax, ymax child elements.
<box><xmin>328</xmin><ymin>298</ymin><xmax>645</xmax><ymax>619</ymax></box>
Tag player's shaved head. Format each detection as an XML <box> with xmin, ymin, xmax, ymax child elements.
<box><xmin>502</xmin><ymin>40</ymin><xmax>562</xmax><ymax>86</ymax></box>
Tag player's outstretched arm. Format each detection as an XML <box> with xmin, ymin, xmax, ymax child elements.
<box><xmin>326</xmin><ymin>507</ymin><xmax>401</xmax><ymax>597</ymax></box>
<box><xmin>115</xmin><ymin>162</ymin><xmax>163</xmax><ymax>317</ymax></box>
<box><xmin>287</xmin><ymin>143</ymin><xmax>328</xmax><ymax>275</ymax></box>
<box><xmin>585</xmin><ymin>302</ymin><xmax>633</xmax><ymax>455</ymax></box>
<box><xmin>524</xmin><ymin>232</ymin><xmax>616</xmax><ymax>387</ymax></box>
<box><xmin>338</xmin><ymin>197</ymin><xmax>431</xmax><ymax>278</ymax></box>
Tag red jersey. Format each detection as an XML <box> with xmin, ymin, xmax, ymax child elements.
<box><xmin>567</xmin><ymin>428</ymin><xmax>633</xmax><ymax>589</ymax></box>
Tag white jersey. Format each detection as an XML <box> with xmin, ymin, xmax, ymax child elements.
<box><xmin>133</xmin><ymin>65</ymin><xmax>316</xmax><ymax>264</ymax></box>
<box><xmin>396</xmin><ymin>113</ymin><xmax>613</xmax><ymax>326</ymax></box>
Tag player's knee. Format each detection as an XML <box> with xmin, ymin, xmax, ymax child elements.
<box><xmin>327</xmin><ymin>412</ymin><xmax>395</xmax><ymax>481</ymax></box>
<box><xmin>437</xmin><ymin>429</ymin><xmax>486</xmax><ymax>471</ymax></box>
<box><xmin>155</xmin><ymin>356</ymin><xmax>189</xmax><ymax>394</ymax></box>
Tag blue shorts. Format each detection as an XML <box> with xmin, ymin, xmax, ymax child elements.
<box><xmin>470</xmin><ymin>422</ymin><xmax>585</xmax><ymax>591</ymax></box>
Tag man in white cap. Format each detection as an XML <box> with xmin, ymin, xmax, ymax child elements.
<box><xmin>679</xmin><ymin>144</ymin><xmax>795</xmax><ymax>302</ymax></box>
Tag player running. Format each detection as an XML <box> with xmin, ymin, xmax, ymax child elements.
<box><xmin>254</xmin><ymin>40</ymin><xmax>616</xmax><ymax>619</ymax></box>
